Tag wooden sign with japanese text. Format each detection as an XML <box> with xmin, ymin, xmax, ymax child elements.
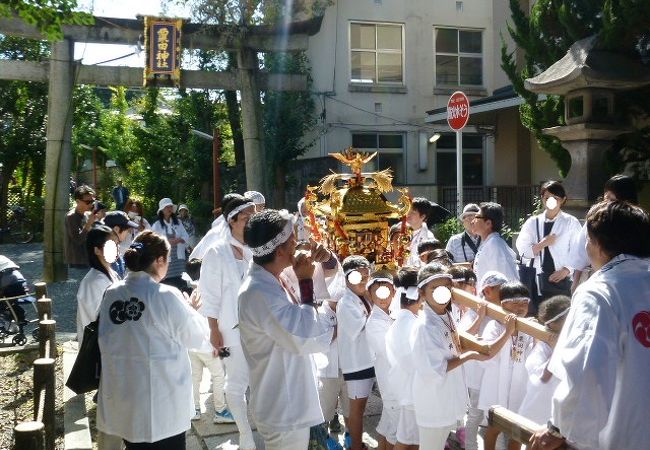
<box><xmin>144</xmin><ymin>17</ymin><xmax>182</xmax><ymax>87</ymax></box>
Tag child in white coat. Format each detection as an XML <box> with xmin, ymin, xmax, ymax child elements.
<box><xmin>411</xmin><ymin>263</ymin><xmax>496</xmax><ymax>450</ymax></box>
<box><xmin>518</xmin><ymin>295</ymin><xmax>570</xmax><ymax>424</ymax></box>
<box><xmin>366</xmin><ymin>270</ymin><xmax>398</xmax><ymax>450</ymax></box>
<box><xmin>478</xmin><ymin>281</ymin><xmax>534</xmax><ymax>450</ymax></box>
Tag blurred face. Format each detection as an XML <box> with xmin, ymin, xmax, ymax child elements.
<box><xmin>179</xmin><ymin>209</ymin><xmax>188</xmax><ymax>218</ymax></box>
<box><xmin>462</xmin><ymin>213</ymin><xmax>477</xmax><ymax>233</ymax></box>
<box><xmin>406</xmin><ymin>208</ymin><xmax>425</xmax><ymax>229</ymax></box>
<box><xmin>229</xmin><ymin>205</ymin><xmax>255</xmax><ymax>236</ymax></box>
<box><xmin>76</xmin><ymin>194</ymin><xmax>95</xmax><ymax>213</ymax></box>
<box><xmin>368</xmin><ymin>281</ymin><xmax>395</xmax><ymax>312</ymax></box>
<box><xmin>162</xmin><ymin>205</ymin><xmax>174</xmax><ymax>219</ymax></box>
<box><xmin>114</xmin><ymin>227</ymin><xmax>130</xmax><ymax>243</ymax></box>
<box><xmin>482</xmin><ymin>285</ymin><xmax>501</xmax><ymax>304</ymax></box>
<box><xmin>542</xmin><ymin>190</ymin><xmax>565</xmax><ymax>213</ymax></box>
<box><xmin>502</xmin><ymin>299</ymin><xmax>529</xmax><ymax>317</ymax></box>
<box><xmin>420</xmin><ymin>277</ymin><xmax>453</xmax><ymax>313</ymax></box>
<box><xmin>454</xmin><ymin>279</ymin><xmax>476</xmax><ymax>296</ymax></box>
<box><xmin>346</xmin><ymin>267</ymin><xmax>370</xmax><ymax>296</ymax></box>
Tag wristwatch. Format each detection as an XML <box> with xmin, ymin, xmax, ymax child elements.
<box><xmin>547</xmin><ymin>421</ymin><xmax>564</xmax><ymax>439</ymax></box>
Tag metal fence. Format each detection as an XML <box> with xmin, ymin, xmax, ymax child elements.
<box><xmin>440</xmin><ymin>185</ymin><xmax>539</xmax><ymax>230</ymax></box>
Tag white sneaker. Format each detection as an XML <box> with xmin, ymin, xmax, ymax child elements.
<box><xmin>191</xmin><ymin>408</ymin><xmax>201</xmax><ymax>421</ymax></box>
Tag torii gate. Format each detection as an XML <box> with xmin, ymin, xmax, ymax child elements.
<box><xmin>0</xmin><ymin>14</ymin><xmax>323</xmax><ymax>281</ymax></box>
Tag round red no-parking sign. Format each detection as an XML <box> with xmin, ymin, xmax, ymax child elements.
<box><xmin>447</xmin><ymin>91</ymin><xmax>470</xmax><ymax>131</ymax></box>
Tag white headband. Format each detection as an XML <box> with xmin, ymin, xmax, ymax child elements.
<box><xmin>398</xmin><ymin>286</ymin><xmax>419</xmax><ymax>301</ymax></box>
<box><xmin>250</xmin><ymin>210</ymin><xmax>294</xmax><ymax>257</ymax></box>
<box><xmin>501</xmin><ymin>296</ymin><xmax>530</xmax><ymax>304</ymax></box>
<box><xmin>344</xmin><ymin>267</ymin><xmax>369</xmax><ymax>277</ymax></box>
<box><xmin>544</xmin><ymin>307</ymin><xmax>570</xmax><ymax>326</ymax></box>
<box><xmin>227</xmin><ymin>202</ymin><xmax>254</xmax><ymax>222</ymax></box>
<box><xmin>417</xmin><ymin>273</ymin><xmax>452</xmax><ymax>289</ymax></box>
<box><xmin>451</xmin><ymin>277</ymin><xmax>467</xmax><ymax>282</ymax></box>
<box><xmin>366</xmin><ymin>277</ymin><xmax>394</xmax><ymax>290</ymax></box>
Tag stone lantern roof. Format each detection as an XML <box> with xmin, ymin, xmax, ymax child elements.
<box><xmin>525</xmin><ymin>36</ymin><xmax>650</xmax><ymax>95</ymax></box>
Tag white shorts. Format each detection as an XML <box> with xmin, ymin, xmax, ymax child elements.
<box><xmin>346</xmin><ymin>378</ymin><xmax>375</xmax><ymax>400</ymax></box>
<box><xmin>396</xmin><ymin>406</ymin><xmax>419</xmax><ymax>445</ymax></box>
<box><xmin>376</xmin><ymin>402</ymin><xmax>399</xmax><ymax>445</ymax></box>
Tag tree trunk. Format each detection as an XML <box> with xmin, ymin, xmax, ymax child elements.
<box><xmin>226</xmin><ymin>52</ymin><xmax>245</xmax><ymax>165</ymax></box>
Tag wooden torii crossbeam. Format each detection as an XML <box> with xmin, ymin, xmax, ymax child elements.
<box><xmin>0</xmin><ymin>13</ymin><xmax>324</xmax><ymax>281</ymax></box>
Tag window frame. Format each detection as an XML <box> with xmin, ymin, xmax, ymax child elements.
<box><xmin>433</xmin><ymin>27</ymin><xmax>484</xmax><ymax>88</ymax></box>
<box><xmin>349</xmin><ymin>21</ymin><xmax>406</xmax><ymax>86</ymax></box>
<box><xmin>435</xmin><ymin>133</ymin><xmax>485</xmax><ymax>186</ymax></box>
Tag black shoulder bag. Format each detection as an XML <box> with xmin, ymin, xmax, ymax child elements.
<box><xmin>65</xmin><ymin>317</ymin><xmax>101</xmax><ymax>395</ymax></box>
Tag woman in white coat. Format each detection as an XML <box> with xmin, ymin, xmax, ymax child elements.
<box><xmin>151</xmin><ymin>198</ymin><xmax>190</xmax><ymax>293</ymax></box>
<box><xmin>97</xmin><ymin>230</ymin><xmax>207</xmax><ymax>449</ymax></box>
<box><xmin>516</xmin><ymin>181</ymin><xmax>581</xmax><ymax>309</ymax></box>
<box><xmin>76</xmin><ymin>224</ymin><xmax>119</xmax><ymax>344</ymax></box>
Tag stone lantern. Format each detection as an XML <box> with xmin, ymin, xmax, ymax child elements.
<box><xmin>525</xmin><ymin>36</ymin><xmax>650</xmax><ymax>214</ymax></box>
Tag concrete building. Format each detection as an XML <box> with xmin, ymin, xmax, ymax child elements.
<box><xmin>302</xmin><ymin>0</ymin><xmax>561</xmax><ymax>221</ymax></box>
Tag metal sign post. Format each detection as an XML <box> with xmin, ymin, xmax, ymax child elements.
<box><xmin>447</xmin><ymin>91</ymin><xmax>470</xmax><ymax>216</ymax></box>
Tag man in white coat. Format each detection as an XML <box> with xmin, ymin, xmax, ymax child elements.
<box><xmin>239</xmin><ymin>209</ymin><xmax>334</xmax><ymax>450</ymax></box>
<box><xmin>472</xmin><ymin>202</ymin><xmax>519</xmax><ymax>292</ymax></box>
<box><xmin>530</xmin><ymin>201</ymin><xmax>650</xmax><ymax>450</ymax></box>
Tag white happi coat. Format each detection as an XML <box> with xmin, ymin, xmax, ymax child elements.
<box><xmin>76</xmin><ymin>267</ymin><xmax>117</xmax><ymax>343</ymax></box>
<box><xmin>478</xmin><ymin>319</ymin><xmax>533</xmax><ymax>412</ymax></box>
<box><xmin>97</xmin><ymin>271</ymin><xmax>209</xmax><ymax>443</ymax></box>
<box><xmin>407</xmin><ymin>226</ymin><xmax>436</xmax><ymax>267</ymax></box>
<box><xmin>199</xmin><ymin>232</ymin><xmax>252</xmax><ymax>348</ymax></box>
<box><xmin>567</xmin><ymin>222</ymin><xmax>590</xmax><ymax>272</ymax></box>
<box><xmin>366</xmin><ymin>304</ymin><xmax>397</xmax><ymax>406</ymax></box>
<box><xmin>474</xmin><ymin>232</ymin><xmax>519</xmax><ymax>291</ymax></box>
<box><xmin>548</xmin><ymin>255</ymin><xmax>650</xmax><ymax>450</ymax></box>
<box><xmin>337</xmin><ymin>287</ymin><xmax>374</xmax><ymax>374</ymax></box>
<box><xmin>458</xmin><ymin>309</ymin><xmax>490</xmax><ymax>390</ymax></box>
<box><xmin>518</xmin><ymin>341</ymin><xmax>558</xmax><ymax>425</ymax></box>
<box><xmin>516</xmin><ymin>210</ymin><xmax>582</xmax><ymax>279</ymax></box>
<box><xmin>411</xmin><ymin>304</ymin><xmax>468</xmax><ymax>428</ymax></box>
<box><xmin>386</xmin><ymin>309</ymin><xmax>420</xmax><ymax>407</ymax></box>
<box><xmin>190</xmin><ymin>218</ymin><xmax>229</xmax><ymax>260</ymax></box>
<box><xmin>238</xmin><ymin>263</ymin><xmax>334</xmax><ymax>432</ymax></box>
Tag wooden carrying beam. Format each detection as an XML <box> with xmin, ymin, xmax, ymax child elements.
<box><xmin>451</xmin><ymin>288</ymin><xmax>556</xmax><ymax>344</ymax></box>
<box><xmin>458</xmin><ymin>330</ymin><xmax>492</xmax><ymax>355</ymax></box>
<box><xmin>0</xmin><ymin>60</ymin><xmax>308</xmax><ymax>91</ymax></box>
<box><xmin>488</xmin><ymin>406</ymin><xmax>577</xmax><ymax>449</ymax></box>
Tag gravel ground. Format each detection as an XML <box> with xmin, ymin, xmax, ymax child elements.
<box><xmin>1</xmin><ymin>242</ymin><xmax>84</xmax><ymax>336</ymax></box>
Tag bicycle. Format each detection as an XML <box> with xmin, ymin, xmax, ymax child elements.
<box><xmin>0</xmin><ymin>205</ymin><xmax>34</xmax><ymax>244</ymax></box>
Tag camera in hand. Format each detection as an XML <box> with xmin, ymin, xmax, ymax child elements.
<box><xmin>218</xmin><ymin>347</ymin><xmax>230</xmax><ymax>359</ymax></box>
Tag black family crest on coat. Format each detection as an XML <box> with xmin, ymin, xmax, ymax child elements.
<box><xmin>109</xmin><ymin>297</ymin><xmax>146</xmax><ymax>324</ymax></box>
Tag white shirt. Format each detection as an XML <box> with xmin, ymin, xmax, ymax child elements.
<box><xmin>97</xmin><ymin>271</ymin><xmax>209</xmax><ymax>443</ymax></box>
<box><xmin>151</xmin><ymin>218</ymin><xmax>190</xmax><ymax>260</ymax></box>
<box><xmin>199</xmin><ymin>232</ymin><xmax>252</xmax><ymax>348</ymax></box>
<box><xmin>386</xmin><ymin>308</ymin><xmax>419</xmax><ymax>407</ymax></box>
<box><xmin>516</xmin><ymin>210</ymin><xmax>582</xmax><ymax>284</ymax></box>
<box><xmin>238</xmin><ymin>263</ymin><xmax>334</xmax><ymax>432</ymax></box>
<box><xmin>567</xmin><ymin>222</ymin><xmax>590</xmax><ymax>272</ymax></box>
<box><xmin>518</xmin><ymin>341</ymin><xmax>558</xmax><ymax>424</ymax></box>
<box><xmin>478</xmin><ymin>319</ymin><xmax>533</xmax><ymax>412</ymax></box>
<box><xmin>314</xmin><ymin>302</ymin><xmax>340</xmax><ymax>378</ymax></box>
<box><xmin>548</xmin><ymin>255</ymin><xmax>650</xmax><ymax>450</ymax></box>
<box><xmin>474</xmin><ymin>232</ymin><xmax>519</xmax><ymax>292</ymax></box>
<box><xmin>336</xmin><ymin>287</ymin><xmax>374</xmax><ymax>374</ymax></box>
<box><xmin>458</xmin><ymin>309</ymin><xmax>490</xmax><ymax>390</ymax></box>
<box><xmin>366</xmin><ymin>305</ymin><xmax>397</xmax><ymax>406</ymax></box>
<box><xmin>411</xmin><ymin>304</ymin><xmax>468</xmax><ymax>427</ymax></box>
<box><xmin>76</xmin><ymin>268</ymin><xmax>117</xmax><ymax>344</ymax></box>
<box><xmin>407</xmin><ymin>226</ymin><xmax>435</xmax><ymax>267</ymax></box>
<box><xmin>190</xmin><ymin>219</ymin><xmax>229</xmax><ymax>260</ymax></box>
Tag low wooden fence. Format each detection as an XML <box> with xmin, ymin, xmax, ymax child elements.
<box><xmin>13</xmin><ymin>282</ymin><xmax>58</xmax><ymax>450</ymax></box>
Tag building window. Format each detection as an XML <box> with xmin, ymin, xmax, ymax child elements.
<box><xmin>434</xmin><ymin>28</ymin><xmax>483</xmax><ymax>86</ymax></box>
<box><xmin>436</xmin><ymin>133</ymin><xmax>483</xmax><ymax>186</ymax></box>
<box><xmin>351</xmin><ymin>132</ymin><xmax>406</xmax><ymax>183</ymax></box>
<box><xmin>350</xmin><ymin>22</ymin><xmax>404</xmax><ymax>84</ymax></box>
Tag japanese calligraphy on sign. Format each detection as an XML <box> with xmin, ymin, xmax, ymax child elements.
<box><xmin>144</xmin><ymin>17</ymin><xmax>182</xmax><ymax>87</ymax></box>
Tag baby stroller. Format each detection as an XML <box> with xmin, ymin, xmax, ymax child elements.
<box><xmin>0</xmin><ymin>255</ymin><xmax>38</xmax><ymax>346</ymax></box>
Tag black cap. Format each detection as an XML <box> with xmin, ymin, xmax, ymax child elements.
<box><xmin>103</xmin><ymin>211</ymin><xmax>138</xmax><ymax>229</ymax></box>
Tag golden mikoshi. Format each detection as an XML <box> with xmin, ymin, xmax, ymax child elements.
<box><xmin>305</xmin><ymin>148</ymin><xmax>411</xmax><ymax>268</ymax></box>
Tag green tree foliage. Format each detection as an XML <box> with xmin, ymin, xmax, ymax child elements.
<box><xmin>0</xmin><ymin>0</ymin><xmax>93</xmax><ymax>41</ymax></box>
<box><xmin>502</xmin><ymin>0</ymin><xmax>650</xmax><ymax>178</ymax></box>
<box><xmin>0</xmin><ymin>35</ymin><xmax>49</xmax><ymax>224</ymax></box>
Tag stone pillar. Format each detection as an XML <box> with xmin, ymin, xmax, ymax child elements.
<box><xmin>237</xmin><ymin>48</ymin><xmax>266</xmax><ymax>195</ymax></box>
<box><xmin>43</xmin><ymin>39</ymin><xmax>74</xmax><ymax>282</ymax></box>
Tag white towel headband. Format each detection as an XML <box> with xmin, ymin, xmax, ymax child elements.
<box><xmin>544</xmin><ymin>307</ymin><xmax>570</xmax><ymax>326</ymax></box>
<box><xmin>417</xmin><ymin>273</ymin><xmax>453</xmax><ymax>289</ymax></box>
<box><xmin>398</xmin><ymin>286</ymin><xmax>419</xmax><ymax>301</ymax></box>
<box><xmin>500</xmin><ymin>296</ymin><xmax>530</xmax><ymax>304</ymax></box>
<box><xmin>250</xmin><ymin>210</ymin><xmax>294</xmax><ymax>257</ymax></box>
<box><xmin>226</xmin><ymin>201</ymin><xmax>254</xmax><ymax>222</ymax></box>
<box><xmin>366</xmin><ymin>277</ymin><xmax>394</xmax><ymax>290</ymax></box>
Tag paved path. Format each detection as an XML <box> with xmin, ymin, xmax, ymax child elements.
<box><xmin>1</xmin><ymin>242</ymin><xmax>82</xmax><ymax>336</ymax></box>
